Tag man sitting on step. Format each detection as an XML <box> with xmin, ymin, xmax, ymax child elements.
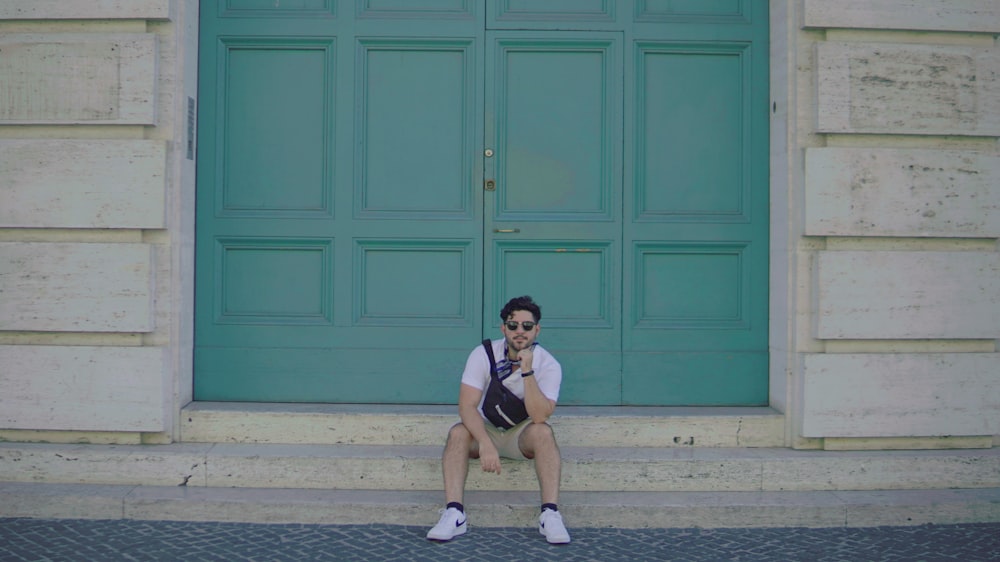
<box><xmin>427</xmin><ymin>295</ymin><xmax>570</xmax><ymax>544</ymax></box>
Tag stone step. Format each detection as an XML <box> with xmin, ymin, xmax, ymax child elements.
<box><xmin>2</xmin><ymin>482</ymin><xmax>999</xmax><ymax>529</ymax></box>
<box><xmin>179</xmin><ymin>402</ymin><xmax>785</xmax><ymax>448</ymax></box>
<box><xmin>3</xmin><ymin>442</ymin><xmax>999</xmax><ymax>493</ymax></box>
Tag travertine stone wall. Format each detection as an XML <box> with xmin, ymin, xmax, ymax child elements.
<box><xmin>0</xmin><ymin>346</ymin><xmax>167</xmax><ymax>432</ymax></box>
<box><xmin>803</xmin><ymin>353</ymin><xmax>999</xmax><ymax>438</ymax></box>
<box><xmin>803</xmin><ymin>0</ymin><xmax>1000</xmax><ymax>34</ymax></box>
<box><xmin>0</xmin><ymin>1</ymin><xmax>170</xmax><ymax>20</ymax></box>
<box><xmin>0</xmin><ymin>140</ymin><xmax>167</xmax><ymax>228</ymax></box>
<box><xmin>0</xmin><ymin>0</ymin><xmax>177</xmax><ymax>436</ymax></box>
<box><xmin>816</xmin><ymin>251</ymin><xmax>1000</xmax><ymax>340</ymax></box>
<box><xmin>815</xmin><ymin>42</ymin><xmax>1000</xmax><ymax>136</ymax></box>
<box><xmin>0</xmin><ymin>243</ymin><xmax>154</xmax><ymax>332</ymax></box>
<box><xmin>800</xmin><ymin>0</ymin><xmax>1000</xmax><ymax>446</ymax></box>
<box><xmin>805</xmin><ymin>148</ymin><xmax>1000</xmax><ymax>237</ymax></box>
<box><xmin>0</xmin><ymin>34</ymin><xmax>159</xmax><ymax>124</ymax></box>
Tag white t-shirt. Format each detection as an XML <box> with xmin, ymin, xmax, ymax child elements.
<box><xmin>460</xmin><ymin>339</ymin><xmax>562</xmax><ymax>420</ymax></box>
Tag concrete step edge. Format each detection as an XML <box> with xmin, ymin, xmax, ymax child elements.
<box><xmin>4</xmin><ymin>443</ymin><xmax>999</xmax><ymax>493</ymax></box>
<box><xmin>180</xmin><ymin>403</ymin><xmax>786</xmax><ymax>447</ymax></box>
<box><xmin>8</xmin><ymin>441</ymin><xmax>1000</xmax><ymax>459</ymax></box>
<box><xmin>2</xmin><ymin>482</ymin><xmax>999</xmax><ymax>529</ymax></box>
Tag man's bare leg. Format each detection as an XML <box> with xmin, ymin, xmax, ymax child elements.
<box><xmin>520</xmin><ymin>423</ymin><xmax>570</xmax><ymax>543</ymax></box>
<box><xmin>428</xmin><ymin>423</ymin><xmax>476</xmax><ymax>541</ymax></box>
<box><xmin>519</xmin><ymin>423</ymin><xmax>561</xmax><ymax>504</ymax></box>
<box><xmin>443</xmin><ymin>423</ymin><xmax>476</xmax><ymax>504</ymax></box>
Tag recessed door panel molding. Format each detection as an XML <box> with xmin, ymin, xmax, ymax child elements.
<box><xmin>357</xmin><ymin>0</ymin><xmax>476</xmax><ymax>20</ymax></box>
<box><xmin>492</xmin><ymin>0</ymin><xmax>617</xmax><ymax>23</ymax></box>
<box><xmin>634</xmin><ymin>41</ymin><xmax>751</xmax><ymax>222</ymax></box>
<box><xmin>632</xmin><ymin>242</ymin><xmax>749</xmax><ymax>330</ymax></box>
<box><xmin>492</xmin><ymin>241</ymin><xmax>614</xmax><ymax>330</ymax></box>
<box><xmin>215</xmin><ymin>237</ymin><xmax>333</xmax><ymax>325</ymax></box>
<box><xmin>217</xmin><ymin>38</ymin><xmax>335</xmax><ymax>217</ymax></box>
<box><xmin>634</xmin><ymin>0</ymin><xmax>750</xmax><ymax>24</ymax></box>
<box><xmin>356</xmin><ymin>39</ymin><xmax>476</xmax><ymax>219</ymax></box>
<box><xmin>492</xmin><ymin>35</ymin><xmax>620</xmax><ymax>222</ymax></box>
<box><xmin>353</xmin><ymin>239</ymin><xmax>474</xmax><ymax>326</ymax></box>
<box><xmin>220</xmin><ymin>0</ymin><xmax>338</xmax><ymax>18</ymax></box>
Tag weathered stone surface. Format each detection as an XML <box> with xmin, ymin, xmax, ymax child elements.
<box><xmin>4</xmin><ymin>442</ymin><xmax>999</xmax><ymax>496</ymax></box>
<box><xmin>802</xmin><ymin>353</ymin><xmax>1000</xmax><ymax>438</ymax></box>
<box><xmin>804</xmin><ymin>0</ymin><xmax>1000</xmax><ymax>33</ymax></box>
<box><xmin>762</xmin><ymin>447</ymin><xmax>1000</xmax><ymax>491</ymax></box>
<box><xmin>0</xmin><ymin>483</ymin><xmax>132</xmax><ymax>520</ymax></box>
<box><xmin>0</xmin><ymin>0</ymin><xmax>170</xmax><ymax>20</ymax></box>
<box><xmin>805</xmin><ymin>148</ymin><xmax>1000</xmax><ymax>237</ymax></box>
<box><xmin>815</xmin><ymin>251</ymin><xmax>1000</xmax><ymax>339</ymax></box>
<box><xmin>823</xmin><ymin>436</ymin><xmax>994</xmax><ymax>451</ymax></box>
<box><xmin>0</xmin><ymin>140</ymin><xmax>167</xmax><ymax>229</ymax></box>
<box><xmin>0</xmin><ymin>34</ymin><xmax>157</xmax><ymax>124</ymax></box>
<box><xmin>179</xmin><ymin>402</ymin><xmax>784</xmax><ymax>448</ymax></box>
<box><xmin>0</xmin><ymin>242</ymin><xmax>153</xmax><ymax>332</ymax></box>
<box><xmin>816</xmin><ymin>42</ymin><xmax>1000</xmax><ymax>136</ymax></box>
<box><xmin>0</xmin><ymin>346</ymin><xmax>168</xmax><ymax>432</ymax></box>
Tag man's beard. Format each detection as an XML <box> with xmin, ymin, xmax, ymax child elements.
<box><xmin>507</xmin><ymin>336</ymin><xmax>530</xmax><ymax>352</ymax></box>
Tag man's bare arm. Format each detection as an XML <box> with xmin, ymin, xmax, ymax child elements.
<box><xmin>458</xmin><ymin>383</ymin><xmax>502</xmax><ymax>474</ymax></box>
<box><xmin>517</xmin><ymin>348</ymin><xmax>556</xmax><ymax>423</ymax></box>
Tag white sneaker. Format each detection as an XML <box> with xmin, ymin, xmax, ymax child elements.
<box><xmin>426</xmin><ymin>507</ymin><xmax>467</xmax><ymax>541</ymax></box>
<box><xmin>539</xmin><ymin>509</ymin><xmax>571</xmax><ymax>544</ymax></box>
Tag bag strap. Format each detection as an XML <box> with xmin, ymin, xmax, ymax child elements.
<box><xmin>481</xmin><ymin>339</ymin><xmax>499</xmax><ymax>380</ymax></box>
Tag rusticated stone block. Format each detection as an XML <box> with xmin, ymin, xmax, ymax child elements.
<box><xmin>804</xmin><ymin>0</ymin><xmax>1000</xmax><ymax>33</ymax></box>
<box><xmin>816</xmin><ymin>42</ymin><xmax>1000</xmax><ymax>136</ymax></box>
<box><xmin>802</xmin><ymin>353</ymin><xmax>1000</xmax><ymax>438</ymax></box>
<box><xmin>0</xmin><ymin>242</ymin><xmax>153</xmax><ymax>332</ymax></box>
<box><xmin>815</xmin><ymin>251</ymin><xmax>1000</xmax><ymax>339</ymax></box>
<box><xmin>0</xmin><ymin>34</ymin><xmax>157</xmax><ymax>124</ymax></box>
<box><xmin>805</xmin><ymin>147</ymin><xmax>1000</xmax><ymax>237</ymax></box>
<box><xmin>0</xmin><ymin>346</ymin><xmax>167</xmax><ymax>432</ymax></box>
<box><xmin>0</xmin><ymin>140</ymin><xmax>167</xmax><ymax>228</ymax></box>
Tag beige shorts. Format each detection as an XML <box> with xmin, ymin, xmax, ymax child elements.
<box><xmin>482</xmin><ymin>418</ymin><xmax>532</xmax><ymax>460</ymax></box>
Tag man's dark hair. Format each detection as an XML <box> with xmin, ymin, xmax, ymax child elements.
<box><xmin>500</xmin><ymin>295</ymin><xmax>541</xmax><ymax>323</ymax></box>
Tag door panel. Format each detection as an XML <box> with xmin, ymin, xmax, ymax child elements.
<box><xmin>221</xmin><ymin>45</ymin><xmax>329</xmax><ymax>213</ymax></box>
<box><xmin>356</xmin><ymin>41</ymin><xmax>473</xmax><ymax>217</ymax></box>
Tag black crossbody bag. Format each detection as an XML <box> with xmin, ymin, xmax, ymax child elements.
<box><xmin>480</xmin><ymin>339</ymin><xmax>529</xmax><ymax>429</ymax></box>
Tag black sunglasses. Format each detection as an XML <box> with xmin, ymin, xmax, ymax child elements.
<box><xmin>504</xmin><ymin>321</ymin><xmax>536</xmax><ymax>331</ymax></box>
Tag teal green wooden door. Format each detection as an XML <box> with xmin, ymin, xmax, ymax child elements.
<box><xmin>194</xmin><ymin>2</ymin><xmax>486</xmax><ymax>402</ymax></box>
<box><xmin>195</xmin><ymin>0</ymin><xmax>768</xmax><ymax>405</ymax></box>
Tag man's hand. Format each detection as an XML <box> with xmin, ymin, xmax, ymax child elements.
<box><xmin>479</xmin><ymin>442</ymin><xmax>502</xmax><ymax>474</ymax></box>
<box><xmin>518</xmin><ymin>348</ymin><xmax>555</xmax><ymax>423</ymax></box>
<box><xmin>516</xmin><ymin>347</ymin><xmax>534</xmax><ymax>372</ymax></box>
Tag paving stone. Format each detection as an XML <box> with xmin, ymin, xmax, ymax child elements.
<box><xmin>1</xmin><ymin>518</ymin><xmax>998</xmax><ymax>561</ymax></box>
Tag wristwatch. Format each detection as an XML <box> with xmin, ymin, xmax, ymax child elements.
<box><xmin>521</xmin><ymin>370</ymin><xmax>535</xmax><ymax>378</ymax></box>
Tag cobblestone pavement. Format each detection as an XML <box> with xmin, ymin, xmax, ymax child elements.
<box><xmin>2</xmin><ymin>518</ymin><xmax>999</xmax><ymax>562</ymax></box>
